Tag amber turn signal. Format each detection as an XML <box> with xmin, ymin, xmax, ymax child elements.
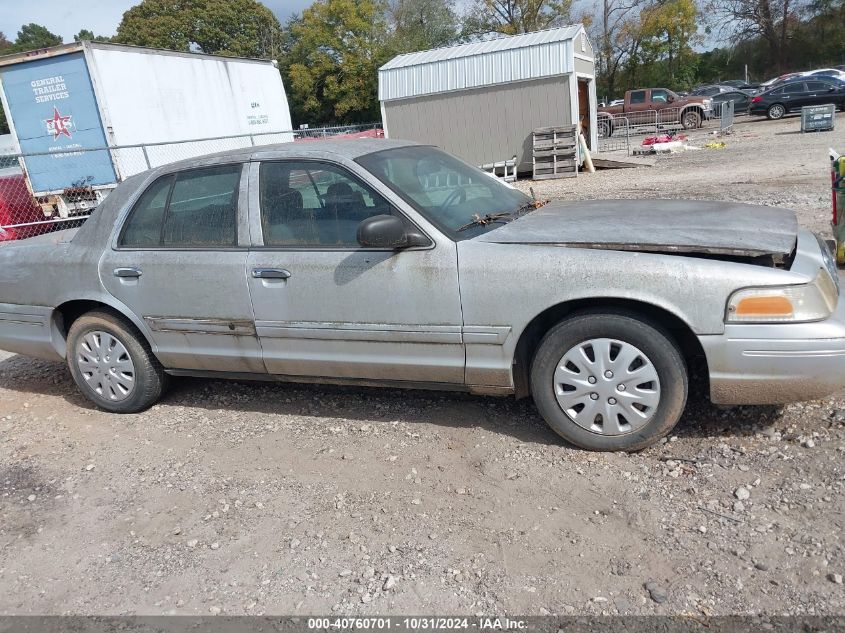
<box><xmin>734</xmin><ymin>295</ymin><xmax>794</xmax><ymax>317</ymax></box>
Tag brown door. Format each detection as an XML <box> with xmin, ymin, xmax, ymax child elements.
<box><xmin>578</xmin><ymin>79</ymin><xmax>590</xmax><ymax>149</ymax></box>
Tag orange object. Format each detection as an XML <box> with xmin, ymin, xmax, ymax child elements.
<box><xmin>735</xmin><ymin>296</ymin><xmax>793</xmax><ymax>317</ymax></box>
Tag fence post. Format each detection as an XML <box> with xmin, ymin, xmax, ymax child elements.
<box><xmin>720</xmin><ymin>100</ymin><xmax>735</xmax><ymax>132</ymax></box>
<box><xmin>141</xmin><ymin>146</ymin><xmax>151</xmax><ymax>169</ymax></box>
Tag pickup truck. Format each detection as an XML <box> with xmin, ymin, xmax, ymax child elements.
<box><xmin>597</xmin><ymin>88</ymin><xmax>713</xmax><ymax>137</ymax></box>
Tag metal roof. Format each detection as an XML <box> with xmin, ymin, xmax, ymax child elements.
<box><xmin>379</xmin><ymin>25</ymin><xmax>590</xmax><ymax>101</ymax></box>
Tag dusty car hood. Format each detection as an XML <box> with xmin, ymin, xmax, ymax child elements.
<box><xmin>476</xmin><ymin>199</ymin><xmax>798</xmax><ymax>259</ymax></box>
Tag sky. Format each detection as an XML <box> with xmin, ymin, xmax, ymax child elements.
<box><xmin>0</xmin><ymin>0</ymin><xmax>315</xmax><ymax>44</ymax></box>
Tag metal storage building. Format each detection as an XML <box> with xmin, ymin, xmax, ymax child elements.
<box><xmin>378</xmin><ymin>25</ymin><xmax>597</xmax><ymax>174</ymax></box>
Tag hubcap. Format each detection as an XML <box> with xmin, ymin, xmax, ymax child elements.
<box><xmin>553</xmin><ymin>338</ymin><xmax>661</xmax><ymax>436</ymax></box>
<box><xmin>76</xmin><ymin>331</ymin><xmax>135</xmax><ymax>402</ymax></box>
<box><xmin>771</xmin><ymin>105</ymin><xmax>784</xmax><ymax>118</ymax></box>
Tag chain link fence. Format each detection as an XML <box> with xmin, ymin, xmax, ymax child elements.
<box><xmin>596</xmin><ymin>106</ymin><xmax>721</xmax><ymax>154</ymax></box>
<box><xmin>0</xmin><ymin>123</ymin><xmax>383</xmax><ymax>242</ymax></box>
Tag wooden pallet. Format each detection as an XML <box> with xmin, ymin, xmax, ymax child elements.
<box><xmin>532</xmin><ymin>125</ymin><xmax>578</xmax><ymax>180</ymax></box>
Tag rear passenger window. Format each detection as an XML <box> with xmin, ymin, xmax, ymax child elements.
<box><xmin>120</xmin><ymin>176</ymin><xmax>172</xmax><ymax>248</ymax></box>
<box><xmin>783</xmin><ymin>83</ymin><xmax>805</xmax><ymax>94</ymax></box>
<box><xmin>163</xmin><ymin>166</ymin><xmax>240</xmax><ymax>247</ymax></box>
<box><xmin>629</xmin><ymin>90</ymin><xmax>646</xmax><ymax>104</ymax></box>
<box><xmin>120</xmin><ymin>164</ymin><xmax>241</xmax><ymax>248</ymax></box>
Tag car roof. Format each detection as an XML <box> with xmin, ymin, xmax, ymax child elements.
<box><xmin>150</xmin><ymin>138</ymin><xmax>419</xmax><ymax>176</ymax></box>
<box><xmin>779</xmin><ymin>75</ymin><xmax>839</xmax><ymax>84</ymax></box>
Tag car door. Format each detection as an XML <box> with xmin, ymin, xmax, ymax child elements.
<box><xmin>780</xmin><ymin>81</ymin><xmax>808</xmax><ymax>109</ymax></box>
<box><xmin>627</xmin><ymin>89</ymin><xmax>651</xmax><ymax>125</ymax></box>
<box><xmin>805</xmin><ymin>81</ymin><xmax>837</xmax><ymax>106</ymax></box>
<box><xmin>246</xmin><ymin>159</ymin><xmax>465</xmax><ymax>384</ymax></box>
<box><xmin>100</xmin><ymin>163</ymin><xmax>264</xmax><ymax>373</ymax></box>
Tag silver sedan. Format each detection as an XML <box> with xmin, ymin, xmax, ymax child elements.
<box><xmin>0</xmin><ymin>139</ymin><xmax>842</xmax><ymax>451</ymax></box>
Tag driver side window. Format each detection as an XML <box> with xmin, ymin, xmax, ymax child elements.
<box><xmin>260</xmin><ymin>161</ymin><xmax>394</xmax><ymax>247</ymax></box>
<box><xmin>652</xmin><ymin>89</ymin><xmax>669</xmax><ymax>103</ymax></box>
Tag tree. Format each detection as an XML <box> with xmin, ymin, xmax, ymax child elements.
<box><xmin>463</xmin><ymin>0</ymin><xmax>574</xmax><ymax>35</ymax></box>
<box><xmin>588</xmin><ymin>0</ymin><xmax>647</xmax><ymax>99</ymax></box>
<box><xmin>284</xmin><ymin>0</ymin><xmax>391</xmax><ymax>125</ymax></box>
<box><xmin>0</xmin><ymin>32</ymin><xmax>12</xmax><ymax>50</ymax></box>
<box><xmin>74</xmin><ymin>29</ymin><xmax>112</xmax><ymax>43</ymax></box>
<box><xmin>11</xmin><ymin>23</ymin><xmax>62</xmax><ymax>53</ymax></box>
<box><xmin>115</xmin><ymin>0</ymin><xmax>283</xmax><ymax>58</ymax></box>
<box><xmin>636</xmin><ymin>0</ymin><xmax>700</xmax><ymax>86</ymax></box>
<box><xmin>705</xmin><ymin>0</ymin><xmax>810</xmax><ymax>72</ymax></box>
<box><xmin>387</xmin><ymin>0</ymin><xmax>460</xmax><ymax>52</ymax></box>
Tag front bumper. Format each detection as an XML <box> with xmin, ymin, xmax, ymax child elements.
<box><xmin>699</xmin><ymin>292</ymin><xmax>845</xmax><ymax>404</ymax></box>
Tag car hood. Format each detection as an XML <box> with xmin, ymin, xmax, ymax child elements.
<box><xmin>475</xmin><ymin>199</ymin><xmax>798</xmax><ymax>260</ymax></box>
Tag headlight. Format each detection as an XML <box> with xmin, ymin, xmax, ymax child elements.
<box><xmin>726</xmin><ymin>270</ymin><xmax>837</xmax><ymax>323</ymax></box>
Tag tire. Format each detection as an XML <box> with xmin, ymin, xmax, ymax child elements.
<box><xmin>597</xmin><ymin>120</ymin><xmax>612</xmax><ymax>139</ymax></box>
<box><xmin>681</xmin><ymin>109</ymin><xmax>701</xmax><ymax>129</ymax></box>
<box><xmin>530</xmin><ymin>311</ymin><xmax>688</xmax><ymax>452</ymax></box>
<box><xmin>767</xmin><ymin>104</ymin><xmax>786</xmax><ymax>120</ymax></box>
<box><xmin>67</xmin><ymin>310</ymin><xmax>167</xmax><ymax>413</ymax></box>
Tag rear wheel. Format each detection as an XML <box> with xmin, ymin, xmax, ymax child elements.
<box><xmin>767</xmin><ymin>104</ymin><xmax>786</xmax><ymax>120</ymax></box>
<box><xmin>67</xmin><ymin>310</ymin><xmax>167</xmax><ymax>413</ymax></box>
<box><xmin>681</xmin><ymin>109</ymin><xmax>702</xmax><ymax>129</ymax></box>
<box><xmin>530</xmin><ymin>312</ymin><xmax>688</xmax><ymax>451</ymax></box>
<box><xmin>597</xmin><ymin>119</ymin><xmax>612</xmax><ymax>139</ymax></box>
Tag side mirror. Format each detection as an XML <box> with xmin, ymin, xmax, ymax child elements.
<box><xmin>667</xmin><ymin>95</ymin><xmax>675</xmax><ymax>102</ymax></box>
<box><xmin>357</xmin><ymin>214</ymin><xmax>428</xmax><ymax>249</ymax></box>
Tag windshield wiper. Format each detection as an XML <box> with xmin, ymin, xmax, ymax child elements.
<box><xmin>457</xmin><ymin>197</ymin><xmax>548</xmax><ymax>232</ymax></box>
<box><xmin>457</xmin><ymin>212</ymin><xmax>515</xmax><ymax>232</ymax></box>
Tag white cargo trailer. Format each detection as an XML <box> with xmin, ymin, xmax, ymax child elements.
<box><xmin>0</xmin><ymin>42</ymin><xmax>293</xmax><ymax>216</ymax></box>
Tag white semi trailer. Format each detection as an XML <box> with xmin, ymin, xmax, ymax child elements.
<box><xmin>0</xmin><ymin>41</ymin><xmax>293</xmax><ymax>216</ymax></box>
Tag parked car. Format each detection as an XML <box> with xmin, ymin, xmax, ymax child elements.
<box><xmin>690</xmin><ymin>84</ymin><xmax>732</xmax><ymax>97</ymax></box>
<box><xmin>719</xmin><ymin>79</ymin><xmax>760</xmax><ymax>90</ymax></box>
<box><xmin>598</xmin><ymin>88</ymin><xmax>713</xmax><ymax>137</ymax></box>
<box><xmin>711</xmin><ymin>89</ymin><xmax>755</xmax><ymax>114</ymax></box>
<box><xmin>802</xmin><ymin>68</ymin><xmax>845</xmax><ymax>80</ymax></box>
<box><xmin>750</xmin><ymin>77</ymin><xmax>845</xmax><ymax>119</ymax></box>
<box><xmin>756</xmin><ymin>72</ymin><xmax>802</xmax><ymax>93</ymax></box>
<box><xmin>1</xmin><ymin>140</ymin><xmax>844</xmax><ymax>452</ymax></box>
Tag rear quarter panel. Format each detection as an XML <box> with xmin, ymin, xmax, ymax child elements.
<box><xmin>0</xmin><ymin>232</ymin><xmax>151</xmax><ymax>361</ymax></box>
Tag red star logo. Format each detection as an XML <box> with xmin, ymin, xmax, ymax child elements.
<box><xmin>45</xmin><ymin>107</ymin><xmax>72</xmax><ymax>140</ymax></box>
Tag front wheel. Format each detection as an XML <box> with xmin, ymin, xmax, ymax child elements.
<box><xmin>597</xmin><ymin>120</ymin><xmax>612</xmax><ymax>139</ymax></box>
<box><xmin>767</xmin><ymin>104</ymin><xmax>786</xmax><ymax>120</ymax></box>
<box><xmin>681</xmin><ymin>109</ymin><xmax>701</xmax><ymax>129</ymax></box>
<box><xmin>67</xmin><ymin>310</ymin><xmax>167</xmax><ymax>413</ymax></box>
<box><xmin>530</xmin><ymin>312</ymin><xmax>688</xmax><ymax>451</ymax></box>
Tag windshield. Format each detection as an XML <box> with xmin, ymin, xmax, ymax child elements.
<box><xmin>356</xmin><ymin>146</ymin><xmax>532</xmax><ymax>239</ymax></box>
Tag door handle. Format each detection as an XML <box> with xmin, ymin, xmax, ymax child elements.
<box><xmin>252</xmin><ymin>268</ymin><xmax>291</xmax><ymax>280</ymax></box>
<box><xmin>114</xmin><ymin>267</ymin><xmax>142</xmax><ymax>278</ymax></box>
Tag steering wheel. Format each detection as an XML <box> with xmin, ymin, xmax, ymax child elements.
<box><xmin>438</xmin><ymin>187</ymin><xmax>467</xmax><ymax>212</ymax></box>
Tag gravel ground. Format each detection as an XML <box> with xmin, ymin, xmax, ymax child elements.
<box><xmin>516</xmin><ymin>113</ymin><xmax>844</xmax><ymax>236</ymax></box>
<box><xmin>1</xmin><ymin>113</ymin><xmax>845</xmax><ymax>617</ymax></box>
